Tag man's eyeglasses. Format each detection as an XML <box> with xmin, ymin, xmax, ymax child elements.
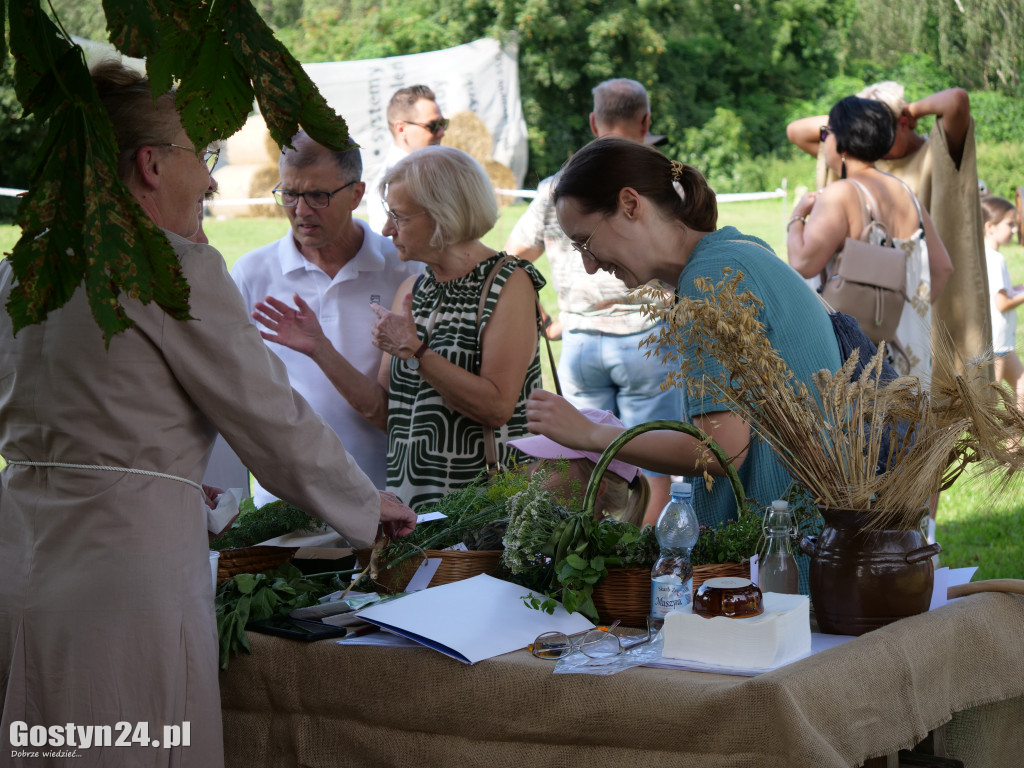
<box><xmin>570</xmin><ymin>218</ymin><xmax>605</xmax><ymax>260</ymax></box>
<box><xmin>163</xmin><ymin>143</ymin><xmax>220</xmax><ymax>172</ymax></box>
<box><xmin>273</xmin><ymin>181</ymin><xmax>357</xmax><ymax>209</ymax></box>
<box><xmin>819</xmin><ymin>125</ymin><xmax>831</xmax><ymax>143</ymax></box>
<box><xmin>403</xmin><ymin>118</ymin><xmax>450</xmax><ymax>136</ymax></box>
<box><xmin>529</xmin><ymin>620</ymin><xmax>653</xmax><ymax>660</ymax></box>
<box><xmin>381</xmin><ymin>199</ymin><xmax>429</xmax><ymax>229</ymax></box>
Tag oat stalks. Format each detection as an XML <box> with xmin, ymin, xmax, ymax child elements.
<box><xmin>640</xmin><ymin>269</ymin><xmax>1024</xmax><ymax>530</ymax></box>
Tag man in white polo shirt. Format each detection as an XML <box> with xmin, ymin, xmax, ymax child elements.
<box><xmin>232</xmin><ymin>131</ymin><xmax>419</xmax><ymax>502</ymax></box>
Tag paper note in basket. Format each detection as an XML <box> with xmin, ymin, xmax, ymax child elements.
<box><xmin>662</xmin><ymin>592</ymin><xmax>811</xmax><ymax>669</ymax></box>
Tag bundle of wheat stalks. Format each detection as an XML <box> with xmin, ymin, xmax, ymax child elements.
<box><xmin>642</xmin><ymin>269</ymin><xmax>1024</xmax><ymax>530</ymax></box>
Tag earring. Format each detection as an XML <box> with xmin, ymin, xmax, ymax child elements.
<box><xmin>840</xmin><ymin>155</ymin><xmax>847</xmax><ymax>180</ymax></box>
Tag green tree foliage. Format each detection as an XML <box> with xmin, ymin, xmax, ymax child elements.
<box><xmin>3</xmin><ymin>0</ymin><xmax>1022</xmax><ymax>331</ymax></box>
<box><xmin>265</xmin><ymin>0</ymin><xmax>850</xmax><ymax>182</ymax></box>
<box><xmin>2</xmin><ymin>0</ymin><xmax>353</xmax><ymax>343</ymax></box>
<box><xmin>847</xmin><ymin>0</ymin><xmax>1021</xmax><ymax>94</ymax></box>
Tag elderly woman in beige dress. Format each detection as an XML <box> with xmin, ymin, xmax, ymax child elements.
<box><xmin>0</xmin><ymin>61</ymin><xmax>415</xmax><ymax>767</ymax></box>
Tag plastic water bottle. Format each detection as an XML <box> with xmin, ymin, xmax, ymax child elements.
<box><xmin>758</xmin><ymin>500</ymin><xmax>799</xmax><ymax>594</ymax></box>
<box><xmin>650</xmin><ymin>481</ymin><xmax>700</xmax><ymax>629</ymax></box>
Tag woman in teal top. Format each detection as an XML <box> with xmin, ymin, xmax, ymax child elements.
<box><xmin>524</xmin><ymin>137</ymin><xmax>841</xmax><ymax>527</ymax></box>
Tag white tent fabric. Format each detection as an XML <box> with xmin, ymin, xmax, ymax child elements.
<box><xmin>301</xmin><ymin>37</ymin><xmax>529</xmax><ymax>189</ymax></box>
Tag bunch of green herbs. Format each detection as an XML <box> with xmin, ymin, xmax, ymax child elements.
<box><xmin>501</xmin><ymin>467</ymin><xmax>658</xmax><ymax>620</ymax></box>
<box><xmin>214</xmin><ymin>562</ymin><xmax>356</xmax><ymax>668</ymax></box>
<box><xmin>373</xmin><ymin>468</ymin><xmax>532</xmax><ymax>574</ymax></box>
<box><xmin>210</xmin><ymin>498</ymin><xmax>320</xmax><ymax>550</ymax></box>
<box><xmin>690</xmin><ymin>487</ymin><xmax>824</xmax><ymax>566</ymax></box>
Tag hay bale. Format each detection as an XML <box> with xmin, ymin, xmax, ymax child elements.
<box><xmin>225</xmin><ymin>115</ymin><xmax>280</xmax><ymax>167</ymax></box>
<box><xmin>483</xmin><ymin>159</ymin><xmax>517</xmax><ymax>209</ymax></box>
<box><xmin>442</xmin><ymin>111</ymin><xmax>493</xmax><ymax>167</ymax></box>
<box><xmin>442</xmin><ymin>111</ymin><xmax>516</xmax><ymax>208</ymax></box>
<box><xmin>207</xmin><ymin>165</ymin><xmax>282</xmax><ymax>219</ymax></box>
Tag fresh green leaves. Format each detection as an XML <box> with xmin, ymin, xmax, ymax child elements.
<box><xmin>690</xmin><ymin>511</ymin><xmax>764</xmax><ymax>567</ymax></box>
<box><xmin>504</xmin><ymin>473</ymin><xmax>658</xmax><ymax>621</ymax></box>
<box><xmin>215</xmin><ymin>562</ymin><xmax>349</xmax><ymax>668</ymax></box>
<box><xmin>5</xmin><ymin>0</ymin><xmax>352</xmax><ymax>342</ymax></box>
<box><xmin>4</xmin><ymin>2</ymin><xmax>193</xmax><ymax>341</ymax></box>
<box><xmin>374</xmin><ymin>469</ymin><xmax>530</xmax><ymax>576</ymax></box>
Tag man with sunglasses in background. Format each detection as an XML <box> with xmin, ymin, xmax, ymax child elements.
<box><xmin>231</xmin><ymin>131</ymin><xmax>419</xmax><ymax>509</ymax></box>
<box><xmin>505</xmin><ymin>78</ymin><xmax>682</xmax><ymax>526</ymax></box>
<box><xmin>366</xmin><ymin>84</ymin><xmax>448</xmax><ymax>233</ymax></box>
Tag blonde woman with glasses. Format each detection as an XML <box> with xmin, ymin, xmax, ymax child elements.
<box><xmin>255</xmin><ymin>146</ymin><xmax>546</xmax><ymax>510</ymax></box>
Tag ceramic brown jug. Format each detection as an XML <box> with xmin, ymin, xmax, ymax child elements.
<box><xmin>800</xmin><ymin>508</ymin><xmax>941</xmax><ymax>636</ymax></box>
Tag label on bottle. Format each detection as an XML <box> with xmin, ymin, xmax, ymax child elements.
<box><xmin>650</xmin><ymin>575</ymin><xmax>693</xmax><ymax>618</ymax></box>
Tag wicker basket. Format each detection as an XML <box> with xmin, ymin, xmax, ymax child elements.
<box><xmin>592</xmin><ymin>561</ymin><xmax>751</xmax><ymax>627</ymax></box>
<box><xmin>591</xmin><ymin>568</ymin><xmax>650</xmax><ymax>627</ymax></box>
<box><xmin>692</xmin><ymin>561</ymin><xmax>750</xmax><ymax>592</ymax></box>
<box><xmin>215</xmin><ymin>546</ymin><xmax>298</xmax><ymax>584</ymax></box>
<box><xmin>354</xmin><ymin>548</ymin><xmax>503</xmax><ymax>594</ymax></box>
<box><xmin>583</xmin><ymin>419</ymin><xmax>750</xmax><ymax>627</ymax></box>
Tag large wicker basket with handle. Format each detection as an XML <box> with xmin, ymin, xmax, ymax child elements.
<box><xmin>354</xmin><ymin>547</ymin><xmax>503</xmax><ymax>594</ymax></box>
<box><xmin>584</xmin><ymin>419</ymin><xmax>749</xmax><ymax>626</ymax></box>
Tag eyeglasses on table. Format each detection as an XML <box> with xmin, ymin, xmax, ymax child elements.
<box><xmin>529</xmin><ymin>619</ymin><xmax>653</xmax><ymax>660</ymax></box>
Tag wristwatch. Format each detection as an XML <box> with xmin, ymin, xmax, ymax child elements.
<box><xmin>406</xmin><ymin>340</ymin><xmax>430</xmax><ymax>371</ymax></box>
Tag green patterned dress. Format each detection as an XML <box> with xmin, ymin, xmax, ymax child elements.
<box><xmin>386</xmin><ymin>253</ymin><xmax>545</xmax><ymax>509</ymax></box>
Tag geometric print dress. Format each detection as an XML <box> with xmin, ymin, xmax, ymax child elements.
<box><xmin>386</xmin><ymin>252</ymin><xmax>545</xmax><ymax>510</ymax></box>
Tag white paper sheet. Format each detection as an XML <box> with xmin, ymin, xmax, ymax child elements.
<box><xmin>404</xmin><ymin>558</ymin><xmax>442</xmax><ymax>592</ymax></box>
<box><xmin>335</xmin><ymin>631</ymin><xmax>422</xmax><ymax>648</ymax></box>
<box><xmin>930</xmin><ymin>566</ymin><xmax>980</xmax><ymax>610</ymax></box>
<box><xmin>355</xmin><ymin>574</ymin><xmax>594</xmax><ymax>664</ymax></box>
<box><xmin>416</xmin><ymin>511</ymin><xmax>448</xmax><ymax>523</ymax></box>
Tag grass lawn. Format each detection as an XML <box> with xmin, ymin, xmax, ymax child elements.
<box><xmin>2</xmin><ymin>198</ymin><xmax>1022</xmax><ymax>578</ymax></box>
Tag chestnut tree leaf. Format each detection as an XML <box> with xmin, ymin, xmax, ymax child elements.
<box><xmin>215</xmin><ymin>0</ymin><xmax>351</xmax><ymax>152</ymax></box>
<box><xmin>101</xmin><ymin>0</ymin><xmax>167</xmax><ymax>59</ymax></box>
<box><xmin>175</xmin><ymin>29</ymin><xmax>256</xmax><ymax>150</ymax></box>
<box><xmin>5</xmin><ymin>1</ymin><xmax>190</xmax><ymax>343</ymax></box>
<box><xmin>6</xmin><ymin>0</ymin><xmax>351</xmax><ymax>343</ymax></box>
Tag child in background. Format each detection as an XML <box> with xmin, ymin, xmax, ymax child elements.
<box><xmin>981</xmin><ymin>196</ymin><xmax>1024</xmax><ymax>411</ymax></box>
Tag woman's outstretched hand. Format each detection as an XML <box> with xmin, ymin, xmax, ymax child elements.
<box><xmin>252</xmin><ymin>293</ymin><xmax>325</xmax><ymax>357</ymax></box>
<box><xmin>525</xmin><ymin>389</ymin><xmax>604</xmax><ymax>452</ymax></box>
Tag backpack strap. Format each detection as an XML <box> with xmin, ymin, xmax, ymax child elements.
<box><xmin>847</xmin><ymin>179</ymin><xmax>890</xmax><ymax>242</ymax></box>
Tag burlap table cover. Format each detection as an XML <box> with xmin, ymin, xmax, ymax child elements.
<box><xmin>220</xmin><ymin>593</ymin><xmax>1024</xmax><ymax>767</ymax></box>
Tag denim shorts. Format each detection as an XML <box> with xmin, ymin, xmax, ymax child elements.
<box><xmin>559</xmin><ymin>327</ymin><xmax>684</xmax><ymax>475</ymax></box>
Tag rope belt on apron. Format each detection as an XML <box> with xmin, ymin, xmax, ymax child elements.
<box><xmin>4</xmin><ymin>459</ymin><xmax>204</xmax><ymax>494</ymax></box>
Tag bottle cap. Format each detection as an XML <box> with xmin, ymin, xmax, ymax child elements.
<box><xmin>771</xmin><ymin>500</ymin><xmax>789</xmax><ymax>512</ymax></box>
<box><xmin>670</xmin><ymin>481</ymin><xmax>692</xmax><ymax>497</ymax></box>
